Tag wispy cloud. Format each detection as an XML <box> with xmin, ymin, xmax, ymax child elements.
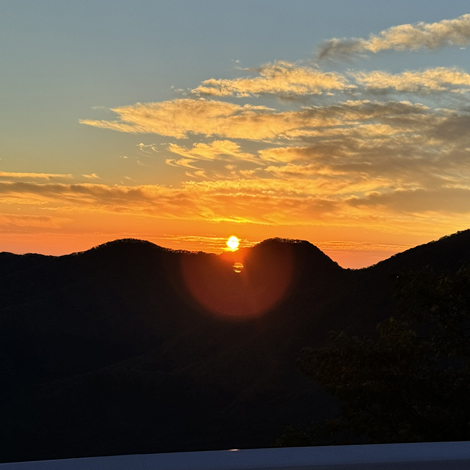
<box><xmin>165</xmin><ymin>158</ymin><xmax>200</xmax><ymax>169</ymax></box>
<box><xmin>318</xmin><ymin>13</ymin><xmax>470</xmax><ymax>60</ymax></box>
<box><xmin>80</xmin><ymin>99</ymin><xmax>277</xmax><ymax>140</ymax></box>
<box><xmin>75</xmin><ymin>12</ymin><xmax>470</xmax><ymax>242</ymax></box>
<box><xmin>82</xmin><ymin>173</ymin><xmax>101</xmax><ymax>179</ymax></box>
<box><xmin>348</xmin><ymin>187</ymin><xmax>470</xmax><ymax>214</ymax></box>
<box><xmin>0</xmin><ymin>213</ymin><xmax>68</xmax><ymax>228</ymax></box>
<box><xmin>79</xmin><ymin>98</ymin><xmax>431</xmax><ymax>141</ymax></box>
<box><xmin>1</xmin><ymin>170</ymin><xmax>470</xmax><ymax>243</ymax></box>
<box><xmin>0</xmin><ymin>171</ymin><xmax>73</xmax><ymax>180</ymax></box>
<box><xmin>258</xmin><ymin>146</ymin><xmax>310</xmax><ymax>163</ymax></box>
<box><xmin>192</xmin><ymin>61</ymin><xmax>351</xmax><ymax>97</ymax></box>
<box><xmin>168</xmin><ymin>140</ymin><xmax>259</xmax><ymax>163</ymax></box>
<box><xmin>78</xmin><ymin>95</ymin><xmax>470</xmax><ymax>214</ymax></box>
<box><xmin>353</xmin><ymin>67</ymin><xmax>470</xmax><ymax>93</ymax></box>
<box><xmin>0</xmin><ymin>180</ymin><xmax>339</xmax><ymax>225</ymax></box>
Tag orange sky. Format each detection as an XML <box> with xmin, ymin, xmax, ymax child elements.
<box><xmin>2</xmin><ymin>5</ymin><xmax>470</xmax><ymax>268</ymax></box>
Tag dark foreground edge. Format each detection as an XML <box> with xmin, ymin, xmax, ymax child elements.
<box><xmin>1</xmin><ymin>442</ymin><xmax>470</xmax><ymax>469</ymax></box>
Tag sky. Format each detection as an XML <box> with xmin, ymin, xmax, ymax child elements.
<box><xmin>2</xmin><ymin>0</ymin><xmax>470</xmax><ymax>268</ymax></box>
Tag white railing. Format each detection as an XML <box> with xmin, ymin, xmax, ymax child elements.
<box><xmin>1</xmin><ymin>442</ymin><xmax>470</xmax><ymax>469</ymax></box>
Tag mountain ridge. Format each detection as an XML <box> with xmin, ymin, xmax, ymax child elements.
<box><xmin>1</xmin><ymin>229</ymin><xmax>470</xmax><ymax>462</ymax></box>
<box><xmin>4</xmin><ymin>229</ymin><xmax>469</xmax><ymax>270</ymax></box>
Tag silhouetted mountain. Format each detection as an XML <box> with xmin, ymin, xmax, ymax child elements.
<box><xmin>1</xmin><ymin>231</ymin><xmax>470</xmax><ymax>462</ymax></box>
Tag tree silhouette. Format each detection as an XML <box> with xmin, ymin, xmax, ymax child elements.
<box><xmin>291</xmin><ymin>264</ymin><xmax>470</xmax><ymax>445</ymax></box>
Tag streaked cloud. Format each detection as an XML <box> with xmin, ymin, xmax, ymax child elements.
<box><xmin>0</xmin><ymin>171</ymin><xmax>73</xmax><ymax>180</ymax></box>
<box><xmin>168</xmin><ymin>140</ymin><xmax>258</xmax><ymax>163</ymax></box>
<box><xmin>80</xmin><ymin>98</ymin><xmax>430</xmax><ymax>141</ymax></box>
<box><xmin>0</xmin><ymin>180</ymin><xmax>339</xmax><ymax>225</ymax></box>
<box><xmin>318</xmin><ymin>13</ymin><xmax>470</xmax><ymax>60</ymax></box>
<box><xmin>258</xmin><ymin>146</ymin><xmax>311</xmax><ymax>163</ymax></box>
<box><xmin>0</xmin><ymin>213</ymin><xmax>68</xmax><ymax>228</ymax></box>
<box><xmin>74</xmin><ymin>11</ymin><xmax>470</xmax><ymax>250</ymax></box>
<box><xmin>348</xmin><ymin>187</ymin><xmax>470</xmax><ymax>214</ymax></box>
<box><xmin>81</xmin><ymin>99</ymin><xmax>278</xmax><ymax>139</ymax></box>
<box><xmin>2</xmin><ymin>170</ymin><xmax>470</xmax><ymax>252</ymax></box>
<box><xmin>82</xmin><ymin>173</ymin><xmax>101</xmax><ymax>179</ymax></box>
<box><xmin>192</xmin><ymin>61</ymin><xmax>350</xmax><ymax>97</ymax></box>
<box><xmin>0</xmin><ymin>177</ymin><xmax>350</xmax><ymax>221</ymax></box>
<box><xmin>353</xmin><ymin>67</ymin><xmax>470</xmax><ymax>93</ymax></box>
<box><xmin>165</xmin><ymin>158</ymin><xmax>200</xmax><ymax>169</ymax></box>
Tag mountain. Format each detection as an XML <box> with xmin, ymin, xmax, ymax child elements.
<box><xmin>1</xmin><ymin>231</ymin><xmax>470</xmax><ymax>463</ymax></box>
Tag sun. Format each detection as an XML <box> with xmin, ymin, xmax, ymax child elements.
<box><xmin>226</xmin><ymin>235</ymin><xmax>240</xmax><ymax>251</ymax></box>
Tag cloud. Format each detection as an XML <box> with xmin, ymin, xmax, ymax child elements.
<box><xmin>3</xmin><ymin>170</ymin><xmax>470</xmax><ymax>240</ymax></box>
<box><xmin>348</xmin><ymin>187</ymin><xmax>470</xmax><ymax>214</ymax></box>
<box><xmin>0</xmin><ymin>171</ymin><xmax>73</xmax><ymax>180</ymax></box>
<box><xmin>80</xmin><ymin>98</ymin><xmax>430</xmax><ymax>141</ymax></box>
<box><xmin>264</xmin><ymin>163</ymin><xmax>321</xmax><ymax>177</ymax></box>
<box><xmin>0</xmin><ymin>213</ymin><xmax>67</xmax><ymax>228</ymax></box>
<box><xmin>192</xmin><ymin>61</ymin><xmax>350</xmax><ymax>97</ymax></box>
<box><xmin>426</xmin><ymin>113</ymin><xmax>470</xmax><ymax>142</ymax></box>
<box><xmin>184</xmin><ymin>170</ymin><xmax>211</xmax><ymax>179</ymax></box>
<box><xmin>353</xmin><ymin>67</ymin><xmax>470</xmax><ymax>93</ymax></box>
<box><xmin>80</xmin><ymin>93</ymin><xmax>470</xmax><ymax>203</ymax></box>
<box><xmin>81</xmin><ymin>99</ymin><xmax>280</xmax><ymax>140</ymax></box>
<box><xmin>137</xmin><ymin>142</ymin><xmax>160</xmax><ymax>155</ymax></box>
<box><xmin>76</xmin><ymin>31</ymin><xmax>470</xmax><ymax>233</ymax></box>
<box><xmin>258</xmin><ymin>146</ymin><xmax>311</xmax><ymax>163</ymax></box>
<box><xmin>0</xmin><ymin>180</ymin><xmax>339</xmax><ymax>226</ymax></box>
<box><xmin>168</xmin><ymin>140</ymin><xmax>259</xmax><ymax>163</ymax></box>
<box><xmin>243</xmin><ymin>102</ymin><xmax>470</xmax><ymax>199</ymax></box>
<box><xmin>165</xmin><ymin>158</ymin><xmax>200</xmax><ymax>169</ymax></box>
<box><xmin>82</xmin><ymin>173</ymin><xmax>100</xmax><ymax>179</ymax></box>
<box><xmin>0</xmin><ymin>181</ymin><xmax>201</xmax><ymax>219</ymax></box>
<box><xmin>318</xmin><ymin>14</ymin><xmax>470</xmax><ymax>60</ymax></box>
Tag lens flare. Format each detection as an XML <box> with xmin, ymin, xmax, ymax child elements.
<box><xmin>233</xmin><ymin>262</ymin><xmax>244</xmax><ymax>273</ymax></box>
<box><xmin>226</xmin><ymin>236</ymin><xmax>239</xmax><ymax>251</ymax></box>
<box><xmin>180</xmin><ymin>241</ymin><xmax>295</xmax><ymax>320</ymax></box>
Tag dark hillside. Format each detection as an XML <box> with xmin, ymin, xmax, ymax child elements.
<box><xmin>0</xmin><ymin>231</ymin><xmax>469</xmax><ymax>462</ymax></box>
<box><xmin>372</xmin><ymin>229</ymin><xmax>470</xmax><ymax>274</ymax></box>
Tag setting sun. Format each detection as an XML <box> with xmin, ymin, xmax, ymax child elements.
<box><xmin>226</xmin><ymin>236</ymin><xmax>240</xmax><ymax>251</ymax></box>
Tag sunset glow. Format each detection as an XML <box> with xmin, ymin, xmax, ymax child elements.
<box><xmin>2</xmin><ymin>2</ymin><xmax>470</xmax><ymax>268</ymax></box>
